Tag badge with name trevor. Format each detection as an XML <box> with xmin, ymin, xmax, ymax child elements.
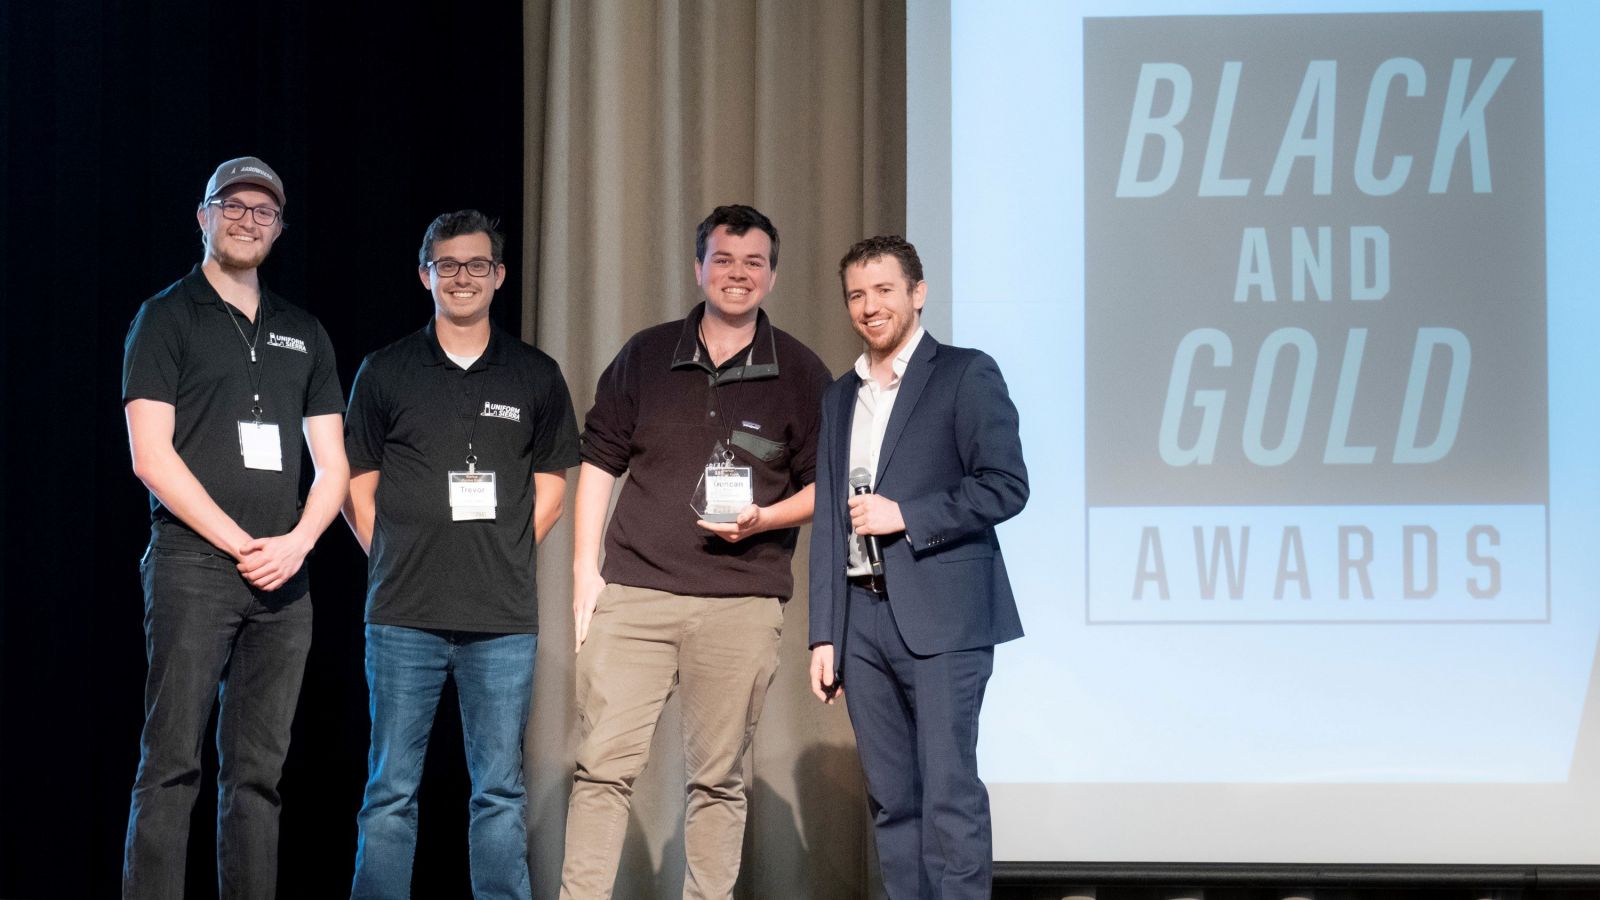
<box><xmin>691</xmin><ymin>441</ymin><xmax>751</xmax><ymax>522</ymax></box>
<box><xmin>237</xmin><ymin>420</ymin><xmax>283</xmax><ymax>472</ymax></box>
<box><xmin>448</xmin><ymin>470</ymin><xmax>497</xmax><ymax>521</ymax></box>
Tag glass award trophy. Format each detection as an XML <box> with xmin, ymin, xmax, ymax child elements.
<box><xmin>691</xmin><ymin>441</ymin><xmax>752</xmax><ymax>523</ymax></box>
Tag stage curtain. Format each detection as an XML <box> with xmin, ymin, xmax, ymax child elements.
<box><xmin>521</xmin><ymin>1</ymin><xmax>906</xmax><ymax>896</ymax></box>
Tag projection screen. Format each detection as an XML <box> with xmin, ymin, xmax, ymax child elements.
<box><xmin>907</xmin><ymin>0</ymin><xmax>1600</xmax><ymax>865</ymax></box>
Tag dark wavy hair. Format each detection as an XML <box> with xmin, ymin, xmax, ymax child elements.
<box><xmin>694</xmin><ymin>205</ymin><xmax>779</xmax><ymax>269</ymax></box>
<box><xmin>419</xmin><ymin>209</ymin><xmax>505</xmax><ymax>265</ymax></box>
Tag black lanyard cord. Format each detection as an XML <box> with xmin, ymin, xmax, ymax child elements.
<box><xmin>699</xmin><ymin>322</ymin><xmax>758</xmax><ymax>450</ymax></box>
<box><xmin>224</xmin><ymin>300</ymin><xmax>267</xmax><ymax>419</ymax></box>
<box><xmin>447</xmin><ymin>365</ymin><xmax>489</xmax><ymax>469</ymax></box>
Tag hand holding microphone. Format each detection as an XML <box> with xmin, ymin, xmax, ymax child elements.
<box><xmin>848</xmin><ymin>467</ymin><xmax>905</xmax><ymax>575</ymax></box>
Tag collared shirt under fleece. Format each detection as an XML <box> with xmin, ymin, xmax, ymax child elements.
<box><xmin>344</xmin><ymin>319</ymin><xmax>581</xmax><ymax>633</ymax></box>
<box><xmin>580</xmin><ymin>304</ymin><xmax>833</xmax><ymax>600</ymax></box>
<box><xmin>122</xmin><ymin>265</ymin><xmax>345</xmax><ymax>554</ymax></box>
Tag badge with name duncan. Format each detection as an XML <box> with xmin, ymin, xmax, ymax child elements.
<box><xmin>237</xmin><ymin>420</ymin><xmax>283</xmax><ymax>472</ymax></box>
<box><xmin>691</xmin><ymin>441</ymin><xmax>751</xmax><ymax>523</ymax></box>
<box><xmin>448</xmin><ymin>470</ymin><xmax>497</xmax><ymax>521</ymax></box>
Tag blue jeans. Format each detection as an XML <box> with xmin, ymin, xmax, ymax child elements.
<box><xmin>351</xmin><ymin>624</ymin><xmax>536</xmax><ymax>900</ymax></box>
<box><xmin>123</xmin><ymin>545</ymin><xmax>313</xmax><ymax>900</ymax></box>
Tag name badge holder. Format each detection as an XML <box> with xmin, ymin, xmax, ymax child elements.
<box><xmin>691</xmin><ymin>441</ymin><xmax>751</xmax><ymax>523</ymax></box>
<box><xmin>228</xmin><ymin>304</ymin><xmax>280</xmax><ymax>471</ymax></box>
<box><xmin>449</xmin><ymin>449</ymin><xmax>497</xmax><ymax>522</ymax></box>
<box><xmin>237</xmin><ymin>401</ymin><xmax>283</xmax><ymax>472</ymax></box>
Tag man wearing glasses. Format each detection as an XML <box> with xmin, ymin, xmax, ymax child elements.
<box><xmin>342</xmin><ymin>210</ymin><xmax>580</xmax><ymax>899</ymax></box>
<box><xmin>121</xmin><ymin>157</ymin><xmax>350</xmax><ymax>898</ymax></box>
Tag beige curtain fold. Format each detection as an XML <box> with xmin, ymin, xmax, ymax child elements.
<box><xmin>521</xmin><ymin>2</ymin><xmax>905</xmax><ymax>897</ymax></box>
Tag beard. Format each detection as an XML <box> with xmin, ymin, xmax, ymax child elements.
<box><xmin>859</xmin><ymin>318</ymin><xmax>915</xmax><ymax>356</ymax></box>
<box><xmin>206</xmin><ymin>232</ymin><xmax>272</xmax><ymax>272</ymax></box>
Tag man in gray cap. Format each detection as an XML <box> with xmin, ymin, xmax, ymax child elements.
<box><xmin>120</xmin><ymin>157</ymin><xmax>349</xmax><ymax>898</ymax></box>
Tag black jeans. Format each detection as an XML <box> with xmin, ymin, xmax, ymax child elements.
<box><xmin>122</xmin><ymin>545</ymin><xmax>313</xmax><ymax>900</ymax></box>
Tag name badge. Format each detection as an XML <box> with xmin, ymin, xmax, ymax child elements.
<box><xmin>448</xmin><ymin>470</ymin><xmax>497</xmax><ymax>521</ymax></box>
<box><xmin>237</xmin><ymin>420</ymin><xmax>283</xmax><ymax>472</ymax></box>
<box><xmin>701</xmin><ymin>465</ymin><xmax>753</xmax><ymax>521</ymax></box>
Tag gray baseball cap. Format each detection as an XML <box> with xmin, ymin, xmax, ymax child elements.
<box><xmin>204</xmin><ymin>156</ymin><xmax>286</xmax><ymax>207</ymax></box>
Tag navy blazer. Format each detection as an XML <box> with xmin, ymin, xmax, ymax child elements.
<box><xmin>808</xmin><ymin>334</ymin><xmax>1028</xmax><ymax>666</ymax></box>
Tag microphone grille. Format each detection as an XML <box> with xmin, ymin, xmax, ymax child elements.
<box><xmin>848</xmin><ymin>468</ymin><xmax>872</xmax><ymax>489</ymax></box>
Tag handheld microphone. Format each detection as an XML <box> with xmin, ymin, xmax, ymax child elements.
<box><xmin>848</xmin><ymin>467</ymin><xmax>884</xmax><ymax>576</ymax></box>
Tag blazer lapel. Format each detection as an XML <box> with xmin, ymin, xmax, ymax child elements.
<box><xmin>832</xmin><ymin>373</ymin><xmax>860</xmax><ymax>529</ymax></box>
<box><xmin>874</xmin><ymin>335</ymin><xmax>938</xmax><ymax>484</ymax></box>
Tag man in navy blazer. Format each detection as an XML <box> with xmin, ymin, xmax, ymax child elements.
<box><xmin>808</xmin><ymin>235</ymin><xmax>1028</xmax><ymax>898</ymax></box>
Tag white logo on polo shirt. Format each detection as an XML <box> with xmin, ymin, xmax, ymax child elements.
<box><xmin>481</xmin><ymin>402</ymin><xmax>522</xmax><ymax>423</ymax></box>
<box><xmin>267</xmin><ymin>332</ymin><xmax>308</xmax><ymax>354</ymax></box>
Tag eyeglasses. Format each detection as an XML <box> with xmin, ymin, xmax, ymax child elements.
<box><xmin>428</xmin><ymin>258</ymin><xmax>497</xmax><ymax>278</ymax></box>
<box><xmin>206</xmin><ymin>199</ymin><xmax>281</xmax><ymax>226</ymax></box>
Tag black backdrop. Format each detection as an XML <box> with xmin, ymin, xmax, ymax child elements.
<box><xmin>1</xmin><ymin>1</ymin><xmax>527</xmax><ymax>895</ymax></box>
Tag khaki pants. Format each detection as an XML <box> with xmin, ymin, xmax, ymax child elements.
<box><xmin>560</xmin><ymin>584</ymin><xmax>784</xmax><ymax>900</ymax></box>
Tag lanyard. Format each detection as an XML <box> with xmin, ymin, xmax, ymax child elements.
<box><xmin>446</xmin><ymin>362</ymin><xmax>489</xmax><ymax>472</ymax></box>
<box><xmin>224</xmin><ymin>299</ymin><xmax>267</xmax><ymax>420</ymax></box>
<box><xmin>700</xmin><ymin>322</ymin><xmax>755</xmax><ymax>450</ymax></box>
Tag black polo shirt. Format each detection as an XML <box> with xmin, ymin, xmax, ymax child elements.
<box><xmin>581</xmin><ymin>305</ymin><xmax>832</xmax><ymax>600</ymax></box>
<box><xmin>345</xmin><ymin>320</ymin><xmax>581</xmax><ymax>633</ymax></box>
<box><xmin>122</xmin><ymin>266</ymin><xmax>344</xmax><ymax>554</ymax></box>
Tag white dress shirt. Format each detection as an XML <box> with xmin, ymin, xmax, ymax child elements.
<box><xmin>845</xmin><ymin>327</ymin><xmax>925</xmax><ymax>575</ymax></box>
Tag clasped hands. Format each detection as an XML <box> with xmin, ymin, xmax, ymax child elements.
<box><xmin>234</xmin><ymin>532</ymin><xmax>311</xmax><ymax>592</ymax></box>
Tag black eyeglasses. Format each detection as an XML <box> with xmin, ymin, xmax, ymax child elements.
<box><xmin>428</xmin><ymin>258</ymin><xmax>497</xmax><ymax>278</ymax></box>
<box><xmin>206</xmin><ymin>199</ymin><xmax>281</xmax><ymax>226</ymax></box>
